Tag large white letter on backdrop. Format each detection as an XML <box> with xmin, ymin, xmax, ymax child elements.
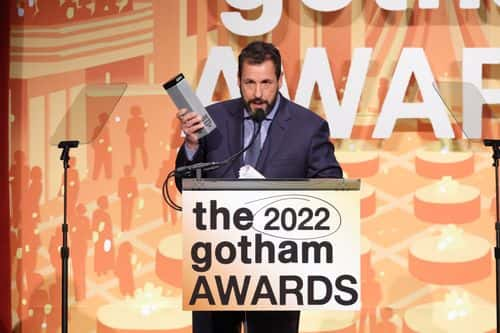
<box><xmin>302</xmin><ymin>0</ymin><xmax>352</xmax><ymax>11</ymax></box>
<box><xmin>197</xmin><ymin>47</ymin><xmax>240</xmax><ymax>105</ymax></box>
<box><xmin>374</xmin><ymin>0</ymin><xmax>460</xmax><ymax>10</ymax></box>
<box><xmin>376</xmin><ymin>0</ymin><xmax>407</xmax><ymax>10</ymax></box>
<box><xmin>373</xmin><ymin>48</ymin><xmax>454</xmax><ymax>138</ymax></box>
<box><xmin>463</xmin><ymin>48</ymin><xmax>500</xmax><ymax>138</ymax></box>
<box><xmin>220</xmin><ymin>0</ymin><xmax>282</xmax><ymax>37</ymax></box>
<box><xmin>376</xmin><ymin>0</ymin><xmax>488</xmax><ymax>10</ymax></box>
<box><xmin>295</xmin><ymin>48</ymin><xmax>372</xmax><ymax>138</ymax></box>
<box><xmin>459</xmin><ymin>0</ymin><xmax>480</xmax><ymax>8</ymax></box>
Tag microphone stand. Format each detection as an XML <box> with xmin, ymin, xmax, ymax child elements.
<box><xmin>484</xmin><ymin>139</ymin><xmax>500</xmax><ymax>333</ymax></box>
<box><xmin>175</xmin><ymin>111</ymin><xmax>265</xmax><ymax>179</ymax></box>
<box><xmin>165</xmin><ymin>109</ymin><xmax>266</xmax><ymax>211</ymax></box>
<box><xmin>58</xmin><ymin>140</ymin><xmax>79</xmax><ymax>333</ymax></box>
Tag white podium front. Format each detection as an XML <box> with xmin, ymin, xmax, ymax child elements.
<box><xmin>181</xmin><ymin>178</ymin><xmax>360</xmax><ymax>311</ymax></box>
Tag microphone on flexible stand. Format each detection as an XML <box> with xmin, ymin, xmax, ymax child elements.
<box><xmin>163</xmin><ymin>108</ymin><xmax>267</xmax><ymax>211</ymax></box>
<box><xmin>249</xmin><ymin>107</ymin><xmax>267</xmax><ymax>122</ymax></box>
<box><xmin>174</xmin><ymin>108</ymin><xmax>266</xmax><ymax>176</ymax></box>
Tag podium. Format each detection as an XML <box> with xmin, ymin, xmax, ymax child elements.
<box><xmin>181</xmin><ymin>178</ymin><xmax>361</xmax><ymax>311</ymax></box>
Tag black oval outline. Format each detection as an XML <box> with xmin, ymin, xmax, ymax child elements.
<box><xmin>245</xmin><ymin>194</ymin><xmax>342</xmax><ymax>240</ymax></box>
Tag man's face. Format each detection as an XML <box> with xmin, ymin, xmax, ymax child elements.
<box><xmin>238</xmin><ymin>59</ymin><xmax>282</xmax><ymax>114</ymax></box>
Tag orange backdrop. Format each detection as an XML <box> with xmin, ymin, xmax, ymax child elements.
<box><xmin>8</xmin><ymin>0</ymin><xmax>500</xmax><ymax>332</ymax></box>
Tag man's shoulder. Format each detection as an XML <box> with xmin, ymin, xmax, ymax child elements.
<box><xmin>282</xmin><ymin>97</ymin><xmax>325</xmax><ymax>124</ymax></box>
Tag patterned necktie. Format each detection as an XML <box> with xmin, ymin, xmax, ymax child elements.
<box><xmin>244</xmin><ymin>120</ymin><xmax>261</xmax><ymax>167</ymax></box>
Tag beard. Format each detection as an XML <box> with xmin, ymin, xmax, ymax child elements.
<box><xmin>240</xmin><ymin>87</ymin><xmax>278</xmax><ymax>116</ymax></box>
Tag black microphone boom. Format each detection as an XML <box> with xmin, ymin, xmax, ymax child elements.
<box><xmin>164</xmin><ymin>108</ymin><xmax>267</xmax><ymax>212</ymax></box>
<box><xmin>174</xmin><ymin>108</ymin><xmax>266</xmax><ymax>177</ymax></box>
<box><xmin>174</xmin><ymin>161</ymin><xmax>223</xmax><ymax>175</ymax></box>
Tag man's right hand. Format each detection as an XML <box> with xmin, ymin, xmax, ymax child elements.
<box><xmin>176</xmin><ymin>108</ymin><xmax>204</xmax><ymax>151</ymax></box>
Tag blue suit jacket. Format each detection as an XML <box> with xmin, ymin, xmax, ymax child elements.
<box><xmin>176</xmin><ymin>94</ymin><xmax>343</xmax><ymax>183</ymax></box>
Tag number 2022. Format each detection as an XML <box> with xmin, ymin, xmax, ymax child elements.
<box><xmin>264</xmin><ymin>207</ymin><xmax>330</xmax><ymax>231</ymax></box>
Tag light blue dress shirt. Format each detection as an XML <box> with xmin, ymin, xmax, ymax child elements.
<box><xmin>242</xmin><ymin>94</ymin><xmax>280</xmax><ymax>161</ymax></box>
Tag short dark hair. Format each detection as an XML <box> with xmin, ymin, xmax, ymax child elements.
<box><xmin>238</xmin><ymin>41</ymin><xmax>282</xmax><ymax>80</ymax></box>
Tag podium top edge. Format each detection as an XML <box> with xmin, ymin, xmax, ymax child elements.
<box><xmin>182</xmin><ymin>178</ymin><xmax>360</xmax><ymax>191</ymax></box>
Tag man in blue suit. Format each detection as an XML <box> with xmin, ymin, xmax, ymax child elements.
<box><xmin>175</xmin><ymin>41</ymin><xmax>343</xmax><ymax>333</ymax></box>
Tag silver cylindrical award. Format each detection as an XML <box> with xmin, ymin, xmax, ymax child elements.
<box><xmin>163</xmin><ymin>73</ymin><xmax>216</xmax><ymax>139</ymax></box>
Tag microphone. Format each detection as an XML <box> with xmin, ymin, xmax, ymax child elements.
<box><xmin>166</xmin><ymin>107</ymin><xmax>265</xmax><ymax>211</ymax></box>
<box><xmin>484</xmin><ymin>139</ymin><xmax>500</xmax><ymax>147</ymax></box>
<box><xmin>250</xmin><ymin>108</ymin><xmax>266</xmax><ymax>123</ymax></box>
<box><xmin>175</xmin><ymin>108</ymin><xmax>266</xmax><ymax>176</ymax></box>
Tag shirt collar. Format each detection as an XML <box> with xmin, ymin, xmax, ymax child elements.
<box><xmin>243</xmin><ymin>93</ymin><xmax>281</xmax><ymax>121</ymax></box>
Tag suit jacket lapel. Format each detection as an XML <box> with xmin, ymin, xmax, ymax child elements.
<box><xmin>256</xmin><ymin>97</ymin><xmax>291</xmax><ymax>172</ymax></box>
<box><xmin>226</xmin><ymin>100</ymin><xmax>244</xmax><ymax>178</ymax></box>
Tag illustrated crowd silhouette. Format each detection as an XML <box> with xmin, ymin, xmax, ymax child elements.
<box><xmin>12</xmin><ymin>0</ymin><xmax>134</xmax><ymax>25</ymax></box>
